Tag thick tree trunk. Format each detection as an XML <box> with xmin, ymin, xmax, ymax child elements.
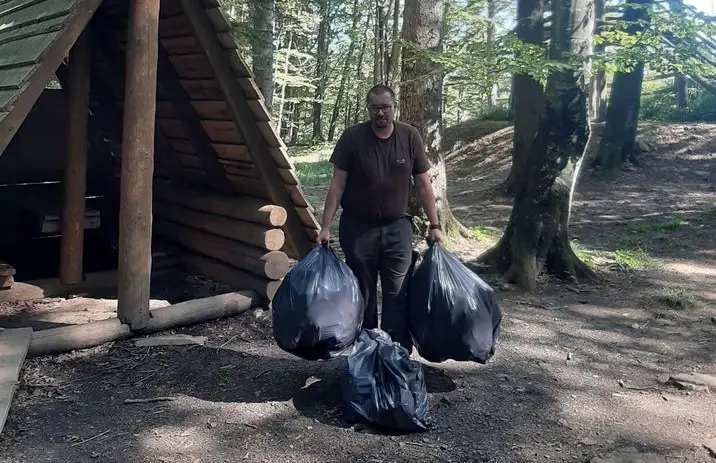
<box><xmin>479</xmin><ymin>0</ymin><xmax>596</xmax><ymax>290</ymax></box>
<box><xmin>501</xmin><ymin>0</ymin><xmax>544</xmax><ymax>196</ymax></box>
<box><xmin>400</xmin><ymin>0</ymin><xmax>460</xmax><ymax>239</ymax></box>
<box><xmin>252</xmin><ymin>0</ymin><xmax>275</xmax><ymax>111</ymax></box>
<box><xmin>675</xmin><ymin>75</ymin><xmax>688</xmax><ymax>107</ymax></box>
<box><xmin>312</xmin><ymin>0</ymin><xmax>331</xmax><ymax>142</ymax></box>
<box><xmin>328</xmin><ymin>0</ymin><xmax>360</xmax><ymax>141</ymax></box>
<box><xmin>593</xmin><ymin>0</ymin><xmax>652</xmax><ymax>172</ymax></box>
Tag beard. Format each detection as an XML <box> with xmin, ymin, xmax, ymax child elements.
<box><xmin>373</xmin><ymin>117</ymin><xmax>389</xmax><ymax>128</ymax></box>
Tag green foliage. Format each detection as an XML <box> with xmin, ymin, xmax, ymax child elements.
<box><xmin>612</xmin><ymin>248</ymin><xmax>661</xmax><ymax>271</ymax></box>
<box><xmin>595</xmin><ymin>2</ymin><xmax>716</xmax><ymax>77</ymax></box>
<box><xmin>469</xmin><ymin>225</ymin><xmax>501</xmax><ymax>241</ymax></box>
<box><xmin>657</xmin><ymin>287</ymin><xmax>697</xmax><ymax>310</ymax></box>
<box><xmin>641</xmin><ymin>80</ymin><xmax>716</xmax><ymax>122</ymax></box>
<box><xmin>294</xmin><ymin>160</ymin><xmax>333</xmax><ymax>186</ymax></box>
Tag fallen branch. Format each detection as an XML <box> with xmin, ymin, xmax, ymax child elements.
<box><xmin>123</xmin><ymin>397</ymin><xmax>175</xmax><ymax>405</ymax></box>
<box><xmin>71</xmin><ymin>429</ymin><xmax>111</xmax><ymax>446</ymax></box>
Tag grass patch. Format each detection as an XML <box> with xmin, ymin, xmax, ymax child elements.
<box><xmin>572</xmin><ymin>242</ymin><xmax>596</xmax><ymax>269</ymax></box>
<box><xmin>657</xmin><ymin>287</ymin><xmax>697</xmax><ymax>310</ymax></box>
<box><xmin>469</xmin><ymin>226</ymin><xmax>501</xmax><ymax>241</ymax></box>
<box><xmin>612</xmin><ymin>248</ymin><xmax>662</xmax><ymax>271</ymax></box>
<box><xmin>295</xmin><ymin>161</ymin><xmax>333</xmax><ymax>187</ymax></box>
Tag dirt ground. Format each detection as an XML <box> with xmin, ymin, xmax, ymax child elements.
<box><xmin>1</xmin><ymin>123</ymin><xmax>715</xmax><ymax>463</ymax></box>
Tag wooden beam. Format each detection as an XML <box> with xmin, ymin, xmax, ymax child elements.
<box><xmin>27</xmin><ymin>291</ymin><xmax>261</xmax><ymax>357</ymax></box>
<box><xmin>60</xmin><ymin>27</ymin><xmax>91</xmax><ymax>285</ymax></box>
<box><xmin>0</xmin><ymin>1</ymin><xmax>102</xmax><ymax>156</ymax></box>
<box><xmin>156</xmin><ymin>45</ymin><xmax>234</xmax><ymax>193</ymax></box>
<box><xmin>179</xmin><ymin>1</ymin><xmax>313</xmax><ymax>259</ymax></box>
<box><xmin>117</xmin><ymin>0</ymin><xmax>161</xmax><ymax>330</ymax></box>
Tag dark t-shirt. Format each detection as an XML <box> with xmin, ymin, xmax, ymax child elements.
<box><xmin>329</xmin><ymin>120</ymin><xmax>430</xmax><ymax>224</ymax></box>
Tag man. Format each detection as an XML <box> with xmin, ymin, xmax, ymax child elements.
<box><xmin>316</xmin><ymin>84</ymin><xmax>443</xmax><ymax>351</ymax></box>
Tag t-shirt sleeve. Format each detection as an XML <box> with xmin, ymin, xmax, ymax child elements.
<box><xmin>329</xmin><ymin>129</ymin><xmax>353</xmax><ymax>172</ymax></box>
<box><xmin>411</xmin><ymin>128</ymin><xmax>430</xmax><ymax>175</ymax></box>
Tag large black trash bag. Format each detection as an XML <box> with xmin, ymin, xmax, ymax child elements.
<box><xmin>272</xmin><ymin>244</ymin><xmax>364</xmax><ymax>360</ymax></box>
<box><xmin>408</xmin><ymin>243</ymin><xmax>502</xmax><ymax>363</ymax></box>
<box><xmin>342</xmin><ymin>329</ymin><xmax>431</xmax><ymax>433</ymax></box>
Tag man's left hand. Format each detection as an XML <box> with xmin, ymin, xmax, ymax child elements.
<box><xmin>429</xmin><ymin>228</ymin><xmax>444</xmax><ymax>246</ymax></box>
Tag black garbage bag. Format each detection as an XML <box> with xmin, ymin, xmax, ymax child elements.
<box><xmin>408</xmin><ymin>243</ymin><xmax>502</xmax><ymax>363</ymax></box>
<box><xmin>272</xmin><ymin>244</ymin><xmax>364</xmax><ymax>360</ymax></box>
<box><xmin>342</xmin><ymin>329</ymin><xmax>431</xmax><ymax>433</ymax></box>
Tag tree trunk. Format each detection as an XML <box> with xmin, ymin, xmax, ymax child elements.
<box><xmin>328</xmin><ymin>0</ymin><xmax>360</xmax><ymax>140</ymax></box>
<box><xmin>479</xmin><ymin>0</ymin><xmax>596</xmax><ymax>290</ymax></box>
<box><xmin>675</xmin><ymin>75</ymin><xmax>688</xmax><ymax>107</ymax></box>
<box><xmin>590</xmin><ymin>0</ymin><xmax>607</xmax><ymax>122</ymax></box>
<box><xmin>374</xmin><ymin>0</ymin><xmax>389</xmax><ymax>84</ymax></box>
<box><xmin>312</xmin><ymin>0</ymin><xmax>331</xmax><ymax>142</ymax></box>
<box><xmin>500</xmin><ymin>0</ymin><xmax>545</xmax><ymax>196</ymax></box>
<box><xmin>386</xmin><ymin>0</ymin><xmax>402</xmax><ymax>86</ymax></box>
<box><xmin>354</xmin><ymin>10</ymin><xmax>371</xmax><ymax>124</ymax></box>
<box><xmin>252</xmin><ymin>0</ymin><xmax>275</xmax><ymax>111</ymax></box>
<box><xmin>400</xmin><ymin>0</ymin><xmax>459</xmax><ymax>239</ymax></box>
<box><xmin>592</xmin><ymin>0</ymin><xmax>652</xmax><ymax>172</ymax></box>
<box><xmin>484</xmin><ymin>0</ymin><xmax>497</xmax><ymax>108</ymax></box>
<box><xmin>276</xmin><ymin>32</ymin><xmax>292</xmax><ymax>138</ymax></box>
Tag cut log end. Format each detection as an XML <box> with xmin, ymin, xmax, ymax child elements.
<box><xmin>260</xmin><ymin>205</ymin><xmax>288</xmax><ymax>227</ymax></box>
<box><xmin>264</xmin><ymin>228</ymin><xmax>285</xmax><ymax>251</ymax></box>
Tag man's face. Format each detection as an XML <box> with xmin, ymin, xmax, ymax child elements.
<box><xmin>367</xmin><ymin>92</ymin><xmax>395</xmax><ymax>129</ymax></box>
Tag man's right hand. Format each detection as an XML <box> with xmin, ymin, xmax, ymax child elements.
<box><xmin>316</xmin><ymin>227</ymin><xmax>330</xmax><ymax>244</ymax></box>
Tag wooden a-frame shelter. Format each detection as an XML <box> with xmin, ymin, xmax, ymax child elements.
<box><xmin>0</xmin><ymin>0</ymin><xmax>321</xmax><ymax>330</ymax></box>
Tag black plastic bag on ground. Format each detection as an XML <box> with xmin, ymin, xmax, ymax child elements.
<box><xmin>272</xmin><ymin>244</ymin><xmax>364</xmax><ymax>360</ymax></box>
<box><xmin>408</xmin><ymin>243</ymin><xmax>502</xmax><ymax>363</ymax></box>
<box><xmin>342</xmin><ymin>329</ymin><xmax>431</xmax><ymax>433</ymax></box>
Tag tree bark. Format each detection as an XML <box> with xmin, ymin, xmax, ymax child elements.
<box><xmin>500</xmin><ymin>0</ymin><xmax>545</xmax><ymax>196</ymax></box>
<box><xmin>312</xmin><ymin>0</ymin><xmax>331</xmax><ymax>141</ymax></box>
<box><xmin>479</xmin><ymin>0</ymin><xmax>596</xmax><ymax>290</ymax></box>
<box><xmin>593</xmin><ymin>0</ymin><xmax>652</xmax><ymax>172</ymax></box>
<box><xmin>400</xmin><ymin>0</ymin><xmax>460</xmax><ymax>238</ymax></box>
<box><xmin>251</xmin><ymin>0</ymin><xmax>275</xmax><ymax>111</ymax></box>
<box><xmin>675</xmin><ymin>75</ymin><xmax>688</xmax><ymax>107</ymax></box>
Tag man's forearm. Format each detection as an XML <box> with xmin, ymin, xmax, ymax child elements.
<box><xmin>322</xmin><ymin>190</ymin><xmax>340</xmax><ymax>228</ymax></box>
<box><xmin>417</xmin><ymin>183</ymin><xmax>440</xmax><ymax>226</ymax></box>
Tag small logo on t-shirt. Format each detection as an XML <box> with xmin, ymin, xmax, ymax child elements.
<box><xmin>396</xmin><ymin>158</ymin><xmax>406</xmax><ymax>164</ymax></box>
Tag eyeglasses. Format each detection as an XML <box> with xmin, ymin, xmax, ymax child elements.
<box><xmin>367</xmin><ymin>104</ymin><xmax>394</xmax><ymax>113</ymax></box>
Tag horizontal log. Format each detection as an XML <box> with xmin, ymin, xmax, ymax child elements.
<box><xmin>154</xmin><ymin>219</ymin><xmax>290</xmax><ymax>279</ymax></box>
<box><xmin>154</xmin><ymin>201</ymin><xmax>285</xmax><ymax>251</ymax></box>
<box><xmin>182</xmin><ymin>253</ymin><xmax>281</xmax><ymax>301</ymax></box>
<box><xmin>153</xmin><ymin>181</ymin><xmax>287</xmax><ymax>227</ymax></box>
<box><xmin>27</xmin><ymin>291</ymin><xmax>261</xmax><ymax>357</ymax></box>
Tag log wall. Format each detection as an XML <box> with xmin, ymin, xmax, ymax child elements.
<box><xmin>152</xmin><ymin>180</ymin><xmax>290</xmax><ymax>300</ymax></box>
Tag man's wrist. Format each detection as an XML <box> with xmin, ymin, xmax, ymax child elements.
<box><xmin>429</xmin><ymin>222</ymin><xmax>441</xmax><ymax>230</ymax></box>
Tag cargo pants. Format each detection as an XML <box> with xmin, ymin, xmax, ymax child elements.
<box><xmin>338</xmin><ymin>213</ymin><xmax>415</xmax><ymax>351</ymax></box>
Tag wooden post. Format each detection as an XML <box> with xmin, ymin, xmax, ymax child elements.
<box><xmin>117</xmin><ymin>0</ymin><xmax>161</xmax><ymax>330</ymax></box>
<box><xmin>60</xmin><ymin>28</ymin><xmax>91</xmax><ymax>285</ymax></box>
